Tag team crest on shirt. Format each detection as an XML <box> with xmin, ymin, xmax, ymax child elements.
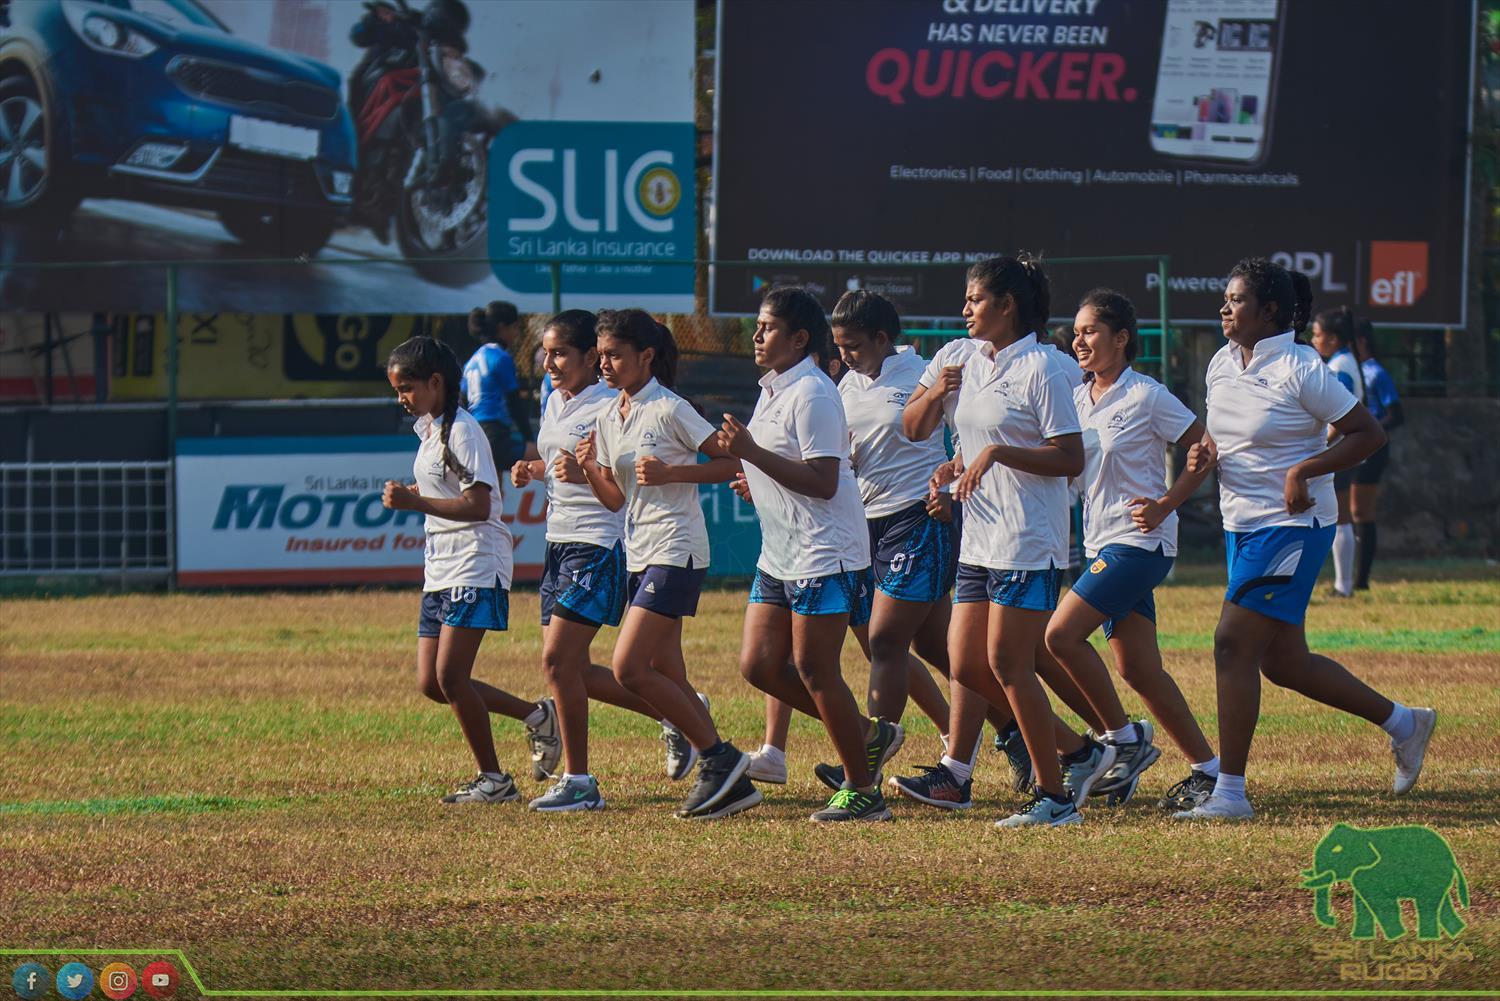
<box><xmin>571</xmin><ymin>422</ymin><xmax>589</xmax><ymax>437</ymax></box>
<box><xmin>1107</xmin><ymin>410</ymin><xmax>1128</xmax><ymax>430</ymax></box>
<box><xmin>886</xmin><ymin>390</ymin><xmax>911</xmax><ymax>406</ymax></box>
<box><xmin>1090</xmin><ymin>558</ymin><xmax>1108</xmax><ymax>574</ymax></box>
<box><xmin>641</xmin><ymin>429</ymin><xmax>658</xmax><ymax>448</ymax></box>
<box><xmin>766</xmin><ymin>405</ymin><xmax>786</xmax><ymax>423</ymax></box>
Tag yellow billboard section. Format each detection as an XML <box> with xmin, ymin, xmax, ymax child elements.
<box><xmin>110</xmin><ymin>314</ymin><xmax>427</xmax><ymax>400</ymax></box>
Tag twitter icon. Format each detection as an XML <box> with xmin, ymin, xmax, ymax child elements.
<box><xmin>57</xmin><ymin>962</ymin><xmax>94</xmax><ymax>1000</ymax></box>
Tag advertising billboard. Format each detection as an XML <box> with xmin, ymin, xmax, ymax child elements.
<box><xmin>175</xmin><ymin>436</ymin><xmax>762</xmax><ymax>587</ymax></box>
<box><xmin>0</xmin><ymin>0</ymin><xmax>695</xmax><ymax>314</ymax></box>
<box><xmin>711</xmin><ymin>0</ymin><xmax>1474</xmax><ymax>327</ymax></box>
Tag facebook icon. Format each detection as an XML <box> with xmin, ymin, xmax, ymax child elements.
<box><xmin>12</xmin><ymin>963</ymin><xmax>49</xmax><ymax>1001</ymax></box>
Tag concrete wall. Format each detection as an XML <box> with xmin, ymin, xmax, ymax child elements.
<box><xmin>1375</xmin><ymin>398</ymin><xmax>1500</xmax><ymax>558</ymax></box>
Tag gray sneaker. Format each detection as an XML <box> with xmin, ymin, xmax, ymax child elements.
<box><xmin>525</xmin><ymin>698</ymin><xmax>562</xmax><ymax>781</ymax></box>
<box><xmin>529</xmin><ymin>774</ymin><xmax>605</xmax><ymax>812</ymax></box>
<box><xmin>441</xmin><ymin>772</ymin><xmax>520</xmax><ymax>804</ymax></box>
<box><xmin>1392</xmin><ymin>707</ymin><xmax>1436</xmax><ymax>795</ymax></box>
<box><xmin>995</xmin><ymin>791</ymin><xmax>1082</xmax><ymax>828</ymax></box>
<box><xmin>1059</xmin><ymin>737</ymin><xmax>1117</xmax><ymax>804</ymax></box>
<box><xmin>993</xmin><ymin>722</ymin><xmax>1035</xmax><ymax>794</ymax></box>
<box><xmin>662</xmin><ymin>692</ymin><xmax>711</xmax><ymax>781</ymax></box>
<box><xmin>1156</xmin><ymin>770</ymin><xmax>1216</xmax><ymax>812</ymax></box>
<box><xmin>813</xmin><ymin>717</ymin><xmax>905</xmax><ymax>791</ymax></box>
<box><xmin>1092</xmin><ymin>721</ymin><xmax>1161</xmax><ymax>804</ymax></box>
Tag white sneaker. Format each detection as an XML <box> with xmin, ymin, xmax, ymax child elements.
<box><xmin>995</xmin><ymin>791</ymin><xmax>1082</xmax><ymax>828</ymax></box>
<box><xmin>745</xmin><ymin>748</ymin><xmax>788</xmax><ymax>784</ymax></box>
<box><xmin>441</xmin><ymin>772</ymin><xmax>520</xmax><ymax>804</ymax></box>
<box><xmin>1392</xmin><ymin>707</ymin><xmax>1437</xmax><ymax>794</ymax></box>
<box><xmin>1172</xmin><ymin>793</ymin><xmax>1254</xmax><ymax>821</ymax></box>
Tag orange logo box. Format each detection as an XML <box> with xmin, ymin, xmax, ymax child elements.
<box><xmin>1368</xmin><ymin>241</ymin><xmax>1428</xmax><ymax>307</ymax></box>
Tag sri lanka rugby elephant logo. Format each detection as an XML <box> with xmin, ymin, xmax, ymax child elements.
<box><xmin>1302</xmin><ymin>824</ymin><xmax>1469</xmax><ymax>941</ymax></box>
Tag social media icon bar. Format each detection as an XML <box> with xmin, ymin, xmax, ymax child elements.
<box><xmin>56</xmin><ymin>962</ymin><xmax>94</xmax><ymax>1001</ymax></box>
<box><xmin>12</xmin><ymin>963</ymin><xmax>50</xmax><ymax>1001</ymax></box>
<box><xmin>138</xmin><ymin>962</ymin><xmax>178</xmax><ymax>1001</ymax></box>
<box><xmin>100</xmin><ymin>963</ymin><xmax>137</xmax><ymax>1001</ymax></box>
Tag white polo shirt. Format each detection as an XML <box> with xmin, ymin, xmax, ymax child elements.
<box><xmin>537</xmin><ymin>379</ymin><xmax>625</xmax><ymax>547</ymax></box>
<box><xmin>594</xmin><ymin>378</ymin><xmax>717</xmax><ymax>572</ymax></box>
<box><xmin>740</xmin><ymin>356</ymin><xmax>870</xmax><ymax>580</ymax></box>
<box><xmin>927</xmin><ymin>333</ymin><xmax>1081</xmax><ymax>570</ymax></box>
<box><xmin>839</xmin><ymin>347</ymin><xmax>951</xmax><ymax>518</ymax></box>
<box><xmin>916</xmin><ymin>336</ymin><xmax>981</xmax><ymax>437</ymax></box>
<box><xmin>1205</xmin><ymin>332</ymin><xmax>1357</xmax><ymax>533</ymax></box>
<box><xmin>412</xmin><ymin>407</ymin><xmax>514</xmax><ymax>592</ymax></box>
<box><xmin>1074</xmin><ymin>367</ymin><xmax>1197</xmax><ymax>556</ymax></box>
<box><xmin>1326</xmin><ymin>348</ymin><xmax>1365</xmax><ymax>403</ymax></box>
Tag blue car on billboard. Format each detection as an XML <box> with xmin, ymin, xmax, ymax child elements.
<box><xmin>0</xmin><ymin>0</ymin><xmax>356</xmax><ymax>254</ymax></box>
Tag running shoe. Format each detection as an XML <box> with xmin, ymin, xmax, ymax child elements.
<box><xmin>811</xmin><ymin>785</ymin><xmax>893</xmax><ymax>822</ymax></box>
<box><xmin>528</xmin><ymin>774</ymin><xmax>605</xmax><ymax>812</ymax></box>
<box><xmin>441</xmin><ymin>772</ymin><xmax>520</xmax><ymax>804</ymax></box>
<box><xmin>1392</xmin><ymin>707</ymin><xmax>1437</xmax><ymax>795</ymax></box>
<box><xmin>1172</xmin><ymin>793</ymin><xmax>1255</xmax><ymax>822</ymax></box>
<box><xmin>1059</xmin><ymin>736</ymin><xmax>1117</xmax><ymax>804</ymax></box>
<box><xmin>890</xmin><ymin>762</ymin><xmax>972</xmax><ymax>810</ymax></box>
<box><xmin>813</xmin><ymin>717</ymin><xmax>905</xmax><ymax>791</ymax></box>
<box><xmin>661</xmin><ymin>692</ymin><xmax>711</xmax><ymax>781</ymax></box>
<box><xmin>995</xmin><ymin>790</ymin><xmax>1082</xmax><ymax>827</ymax></box>
<box><xmin>525</xmin><ymin>697</ymin><xmax>562</xmax><ymax>781</ymax></box>
<box><xmin>1091</xmin><ymin>720</ymin><xmax>1161</xmax><ymax>802</ymax></box>
<box><xmin>993</xmin><ymin>721</ymin><xmax>1035</xmax><ymax>794</ymax></box>
<box><xmin>746</xmin><ymin>747</ymin><xmax>788</xmax><ymax>784</ymax></box>
<box><xmin>1156</xmin><ymin>771</ymin><xmax>1216</xmax><ymax>812</ymax></box>
<box><xmin>683</xmin><ymin>772</ymin><xmax>762</xmax><ymax>821</ymax></box>
<box><xmin>676</xmin><ymin>744</ymin><xmax>751</xmax><ymax>818</ymax></box>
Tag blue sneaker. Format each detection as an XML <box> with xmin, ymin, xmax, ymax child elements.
<box><xmin>1059</xmin><ymin>737</ymin><xmax>1117</xmax><ymax>804</ymax></box>
<box><xmin>528</xmin><ymin>775</ymin><xmax>605</xmax><ymax>812</ymax></box>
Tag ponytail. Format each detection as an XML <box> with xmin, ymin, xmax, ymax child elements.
<box><xmin>1289</xmin><ymin>270</ymin><xmax>1313</xmax><ymax>336</ymax></box>
<box><xmin>967</xmin><ymin>253</ymin><xmax>1052</xmax><ymax>338</ymax></box>
<box><xmin>1228</xmin><ymin>257</ymin><xmax>1314</xmax><ymax>337</ymax></box>
<box><xmin>387</xmin><ymin>336</ymin><xmax>473</xmax><ymax>482</ymax></box>
<box><xmin>596</xmin><ymin>308</ymin><xmax>679</xmax><ymax>388</ymax></box>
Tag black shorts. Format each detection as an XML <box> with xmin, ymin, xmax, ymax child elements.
<box><xmin>1353</xmin><ymin>442</ymin><xmax>1391</xmax><ymax>485</ymax></box>
<box><xmin>1333</xmin><ymin>468</ymin><xmax>1354</xmax><ymax>493</ymax></box>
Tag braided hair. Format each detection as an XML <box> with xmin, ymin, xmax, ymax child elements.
<box><xmin>967</xmin><ymin>253</ymin><xmax>1052</xmax><ymax>340</ymax></box>
<box><xmin>387</xmin><ymin>336</ymin><xmax>473</xmax><ymax>482</ymax></box>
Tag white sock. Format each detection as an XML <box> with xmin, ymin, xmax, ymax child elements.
<box><xmin>756</xmin><ymin>743</ymin><xmax>786</xmax><ymax>762</ymax></box>
<box><xmin>1191</xmin><ymin>756</ymin><xmax>1221</xmax><ymax>777</ymax></box>
<box><xmin>1212</xmin><ymin>773</ymin><xmax>1247</xmax><ymax>802</ymax></box>
<box><xmin>1381</xmin><ymin>702</ymin><xmax>1415</xmax><ymax>743</ymax></box>
<box><xmin>1104</xmin><ymin>724</ymin><xmax>1138</xmax><ymax>745</ymax></box>
<box><xmin>523</xmin><ymin>704</ymin><xmax>547</xmax><ymax>728</ymax></box>
<box><xmin>561</xmin><ymin>772</ymin><xmax>591</xmax><ymax>784</ymax></box>
<box><xmin>1333</xmin><ymin>523</ymin><xmax>1355</xmax><ymax>596</ymax></box>
<box><xmin>481</xmin><ymin>771</ymin><xmax>505</xmax><ymax>782</ymax></box>
<box><xmin>940</xmin><ymin>754</ymin><xmax>973</xmax><ymax>784</ymax></box>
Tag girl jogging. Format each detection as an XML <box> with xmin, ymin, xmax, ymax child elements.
<box><xmin>1042</xmin><ymin>289</ymin><xmax>1222</xmax><ymax>812</ymax></box>
<box><xmin>1180</xmin><ymin>257</ymin><xmax>1433</xmax><ymax>821</ymax></box>
<box><xmin>1310</xmin><ymin>306</ymin><xmax>1366</xmax><ymax>597</ymax></box>
<box><xmin>573</xmin><ymin>309</ymin><xmax>761</xmax><ymax>820</ymax></box>
<box><xmin>384</xmin><ymin>336</ymin><xmax>544</xmax><ymax>804</ymax></box>
<box><xmin>511</xmin><ymin>310</ymin><xmax>680</xmax><ymax>812</ymax></box>
<box><xmin>1350</xmin><ymin>321</ymin><xmax>1403</xmax><ymax>590</ymax></box>
<box><xmin>721</xmin><ymin>286</ymin><xmax>895</xmax><ymax>822</ymax></box>
<box><xmin>896</xmin><ymin>256</ymin><xmax>1115</xmax><ymax>827</ymax></box>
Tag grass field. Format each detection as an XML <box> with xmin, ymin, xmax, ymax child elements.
<box><xmin>2</xmin><ymin>562</ymin><xmax>1497</xmax><ymax>996</ymax></box>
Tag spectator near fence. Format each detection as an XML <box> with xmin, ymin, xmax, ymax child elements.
<box><xmin>1352</xmin><ymin>320</ymin><xmax>1403</xmax><ymax>590</ymax></box>
<box><xmin>462</xmin><ymin>301</ymin><xmax>535</xmax><ymax>474</ymax></box>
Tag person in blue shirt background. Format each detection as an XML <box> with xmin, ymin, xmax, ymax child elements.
<box><xmin>463</xmin><ymin>301</ymin><xmax>535</xmax><ymax>474</ymax></box>
<box><xmin>1352</xmin><ymin>320</ymin><xmax>1404</xmax><ymax>591</ymax></box>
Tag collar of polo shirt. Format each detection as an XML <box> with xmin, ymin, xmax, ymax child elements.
<box><xmin>978</xmin><ymin>331</ymin><xmax>1038</xmax><ymax>363</ymax></box>
<box><xmin>758</xmin><ymin>353</ymin><xmax>818</xmax><ymax>394</ymax></box>
<box><xmin>1236</xmin><ymin>330</ymin><xmax>1297</xmax><ymax>369</ymax></box>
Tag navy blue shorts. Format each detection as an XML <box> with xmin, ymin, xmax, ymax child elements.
<box><xmin>540</xmin><ymin>541</ymin><xmax>627</xmax><ymax>628</ymax></box>
<box><xmin>418</xmin><ymin>579</ymin><xmax>510</xmax><ymax>637</ymax></box>
<box><xmin>1225</xmin><ymin>522</ymin><xmax>1335</xmax><ymax>625</ymax></box>
<box><xmin>1068</xmin><ymin>543</ymin><xmax>1174</xmax><ymax>640</ymax></box>
<box><xmin>867</xmin><ymin>502</ymin><xmax>959</xmax><ymax>604</ymax></box>
<box><xmin>749</xmin><ymin>567</ymin><xmax>871</xmax><ymax>617</ymax></box>
<box><xmin>627</xmin><ymin>560</ymin><xmax>707</xmax><ymax>619</ymax></box>
<box><xmin>952</xmin><ymin>563</ymin><xmax>1062</xmax><ymax>611</ymax></box>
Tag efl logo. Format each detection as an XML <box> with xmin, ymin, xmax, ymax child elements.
<box><xmin>1368</xmin><ymin>242</ymin><xmax>1428</xmax><ymax>307</ymax></box>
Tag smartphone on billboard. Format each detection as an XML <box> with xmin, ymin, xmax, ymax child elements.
<box><xmin>1149</xmin><ymin>0</ymin><xmax>1282</xmax><ymax>167</ymax></box>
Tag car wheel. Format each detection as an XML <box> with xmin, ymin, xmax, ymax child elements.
<box><xmin>0</xmin><ymin>74</ymin><xmax>77</xmax><ymax>224</ymax></box>
<box><xmin>218</xmin><ymin>205</ymin><xmax>336</xmax><ymax>257</ymax></box>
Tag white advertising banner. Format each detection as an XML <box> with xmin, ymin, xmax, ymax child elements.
<box><xmin>175</xmin><ymin>436</ymin><xmax>547</xmax><ymax>586</ymax></box>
